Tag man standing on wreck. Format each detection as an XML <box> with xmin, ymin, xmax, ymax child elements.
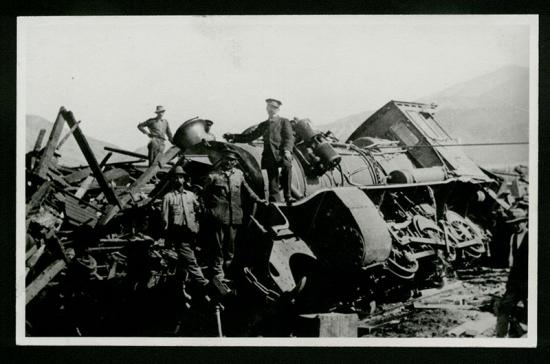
<box><xmin>138</xmin><ymin>105</ymin><xmax>174</xmax><ymax>166</ymax></box>
<box><xmin>223</xmin><ymin>98</ymin><xmax>295</xmax><ymax>203</ymax></box>
<box><xmin>162</xmin><ymin>166</ymin><xmax>209</xmax><ymax>295</ymax></box>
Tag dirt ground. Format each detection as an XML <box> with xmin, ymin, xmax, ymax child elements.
<box><xmin>360</xmin><ymin>267</ymin><xmax>514</xmax><ymax>338</ymax></box>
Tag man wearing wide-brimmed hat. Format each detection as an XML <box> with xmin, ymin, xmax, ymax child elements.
<box><xmin>162</xmin><ymin>166</ymin><xmax>209</xmax><ymax>294</ymax></box>
<box><xmin>223</xmin><ymin>98</ymin><xmax>295</xmax><ymax>203</ymax></box>
<box><xmin>138</xmin><ymin>105</ymin><xmax>174</xmax><ymax>166</ymax></box>
<box><xmin>495</xmin><ymin>208</ymin><xmax>529</xmax><ymax>337</ymax></box>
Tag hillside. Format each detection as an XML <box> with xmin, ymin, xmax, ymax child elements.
<box><xmin>318</xmin><ymin>65</ymin><xmax>530</xmax><ymax>167</ymax></box>
<box><xmin>26</xmin><ymin>114</ymin><xmax>137</xmax><ymax>167</ymax></box>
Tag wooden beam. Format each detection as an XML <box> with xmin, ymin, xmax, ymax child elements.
<box><xmin>99</xmin><ymin>152</ymin><xmax>113</xmax><ymax>169</ymax></box>
<box><xmin>35</xmin><ymin>109</ymin><xmax>66</xmax><ymax>179</ymax></box>
<box><xmin>64</xmin><ymin>167</ymin><xmax>91</xmax><ymax>184</ymax></box>
<box><xmin>60</xmin><ymin>108</ymin><xmax>121</xmax><ymax>208</ymax></box>
<box><xmin>26</xmin><ymin>181</ymin><xmax>52</xmax><ymax>215</ymax></box>
<box><xmin>74</xmin><ymin>175</ymin><xmax>95</xmax><ymax>199</ymax></box>
<box><xmin>26</xmin><ymin>259</ymin><xmax>66</xmax><ymax>304</ymax></box>
<box><xmin>33</xmin><ymin>129</ymin><xmax>46</xmax><ymax>151</ymax></box>
<box><xmin>56</xmin><ymin>120</ymin><xmax>81</xmax><ymax>150</ymax></box>
<box><xmin>413</xmin><ymin>302</ymin><xmax>474</xmax><ymax>310</ymax></box>
<box><xmin>98</xmin><ymin>146</ymin><xmax>180</xmax><ymax>225</ymax></box>
<box><xmin>104</xmin><ymin>146</ymin><xmax>147</xmax><ymax>160</ymax></box>
<box><xmin>26</xmin><ymin>244</ymin><xmax>46</xmax><ymax>273</ymax></box>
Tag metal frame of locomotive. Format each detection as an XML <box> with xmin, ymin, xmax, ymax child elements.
<box><xmin>182</xmin><ymin>100</ymin><xmax>503</xmax><ymax>313</ymax></box>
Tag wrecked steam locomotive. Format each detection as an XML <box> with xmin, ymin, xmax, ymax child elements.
<box><xmin>24</xmin><ymin>101</ymin><xmax>524</xmax><ymax>336</ymax></box>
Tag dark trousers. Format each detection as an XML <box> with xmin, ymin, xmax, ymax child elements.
<box><xmin>167</xmin><ymin>228</ymin><xmax>208</xmax><ymax>286</ymax></box>
<box><xmin>266</xmin><ymin>159</ymin><xmax>292</xmax><ymax>201</ymax></box>
<box><xmin>495</xmin><ymin>280</ymin><xmax>527</xmax><ymax>337</ymax></box>
<box><xmin>148</xmin><ymin>138</ymin><xmax>165</xmax><ymax>166</ymax></box>
<box><xmin>209</xmin><ymin>223</ymin><xmax>239</xmax><ymax>279</ymax></box>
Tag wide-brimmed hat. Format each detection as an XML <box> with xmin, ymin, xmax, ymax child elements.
<box><xmin>505</xmin><ymin>208</ymin><xmax>528</xmax><ymax>224</ymax></box>
<box><xmin>155</xmin><ymin>105</ymin><xmax>166</xmax><ymax>113</ymax></box>
<box><xmin>174</xmin><ymin>166</ymin><xmax>187</xmax><ymax>176</ymax></box>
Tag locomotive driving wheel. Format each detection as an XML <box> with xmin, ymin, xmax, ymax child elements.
<box><xmin>386</xmin><ymin>246</ymin><xmax>419</xmax><ymax>280</ymax></box>
<box><xmin>445</xmin><ymin>211</ymin><xmax>485</xmax><ymax>260</ymax></box>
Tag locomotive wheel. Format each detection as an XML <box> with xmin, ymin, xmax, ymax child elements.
<box><xmin>463</xmin><ymin>242</ymin><xmax>485</xmax><ymax>259</ymax></box>
<box><xmin>386</xmin><ymin>247</ymin><xmax>419</xmax><ymax>280</ymax></box>
<box><xmin>445</xmin><ymin>211</ymin><xmax>485</xmax><ymax>260</ymax></box>
<box><xmin>446</xmin><ymin>211</ymin><xmax>475</xmax><ymax>241</ymax></box>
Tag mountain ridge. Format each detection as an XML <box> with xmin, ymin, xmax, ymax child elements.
<box><xmin>317</xmin><ymin>65</ymin><xmax>529</xmax><ymax>166</ymax></box>
<box><xmin>26</xmin><ymin>114</ymin><xmax>139</xmax><ymax>167</ymax></box>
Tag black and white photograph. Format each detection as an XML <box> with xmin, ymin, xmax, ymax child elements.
<box><xmin>16</xmin><ymin>15</ymin><xmax>537</xmax><ymax>346</ymax></box>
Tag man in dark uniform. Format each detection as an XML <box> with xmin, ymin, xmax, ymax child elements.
<box><xmin>203</xmin><ymin>152</ymin><xmax>265</xmax><ymax>280</ymax></box>
<box><xmin>162</xmin><ymin>166</ymin><xmax>209</xmax><ymax>292</ymax></box>
<box><xmin>223</xmin><ymin>98</ymin><xmax>295</xmax><ymax>203</ymax></box>
<box><xmin>138</xmin><ymin>105</ymin><xmax>174</xmax><ymax>166</ymax></box>
<box><xmin>495</xmin><ymin>208</ymin><xmax>529</xmax><ymax>337</ymax></box>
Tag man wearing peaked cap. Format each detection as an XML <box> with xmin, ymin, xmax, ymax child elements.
<box><xmin>265</xmin><ymin>98</ymin><xmax>282</xmax><ymax>108</ymax></box>
<box><xmin>138</xmin><ymin>105</ymin><xmax>174</xmax><ymax>166</ymax></box>
<box><xmin>223</xmin><ymin>98</ymin><xmax>295</xmax><ymax>203</ymax></box>
<box><xmin>162</xmin><ymin>165</ymin><xmax>209</xmax><ymax>295</ymax></box>
<box><xmin>203</xmin><ymin>119</ymin><xmax>216</xmax><ymax>142</ymax></box>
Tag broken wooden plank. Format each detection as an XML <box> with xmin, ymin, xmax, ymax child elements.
<box><xmin>35</xmin><ymin>109</ymin><xmax>66</xmax><ymax>179</ymax></box>
<box><xmin>89</xmin><ymin>168</ymin><xmax>130</xmax><ymax>188</ymax></box>
<box><xmin>98</xmin><ymin>146</ymin><xmax>180</xmax><ymax>226</ymax></box>
<box><xmin>33</xmin><ymin>129</ymin><xmax>47</xmax><ymax>151</ymax></box>
<box><xmin>99</xmin><ymin>152</ymin><xmax>113</xmax><ymax>169</ymax></box>
<box><xmin>448</xmin><ymin>312</ymin><xmax>496</xmax><ymax>337</ymax></box>
<box><xmin>358</xmin><ymin>308</ymin><xmax>412</xmax><ymax>334</ymax></box>
<box><xmin>60</xmin><ymin>108</ymin><xmax>121</xmax><ymax>208</ymax></box>
<box><xmin>413</xmin><ymin>302</ymin><xmax>474</xmax><ymax>310</ymax></box>
<box><xmin>64</xmin><ymin>167</ymin><xmax>91</xmax><ymax>184</ymax></box>
<box><xmin>26</xmin><ymin>181</ymin><xmax>52</xmax><ymax>213</ymax></box>
<box><xmin>26</xmin><ymin>244</ymin><xmax>46</xmax><ymax>274</ymax></box>
<box><xmin>56</xmin><ymin>119</ymin><xmax>81</xmax><ymax>150</ymax></box>
<box><xmin>47</xmin><ymin>168</ymin><xmax>71</xmax><ymax>188</ymax></box>
<box><xmin>29</xmin><ymin>129</ymin><xmax>47</xmax><ymax>170</ymax></box>
<box><xmin>74</xmin><ymin>175</ymin><xmax>95</xmax><ymax>199</ymax></box>
<box><xmin>104</xmin><ymin>146</ymin><xmax>148</xmax><ymax>160</ymax></box>
<box><xmin>25</xmin><ymin>244</ymin><xmax>38</xmax><ymax>261</ymax></box>
<box><xmin>63</xmin><ymin>193</ymin><xmax>102</xmax><ymax>228</ymax></box>
<box><xmin>26</xmin><ymin>259</ymin><xmax>66</xmax><ymax>304</ymax></box>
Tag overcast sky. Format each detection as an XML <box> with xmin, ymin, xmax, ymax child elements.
<box><xmin>19</xmin><ymin>15</ymin><xmax>534</xmax><ymax>150</ymax></box>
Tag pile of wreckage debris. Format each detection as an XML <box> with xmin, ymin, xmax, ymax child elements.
<box><xmin>24</xmin><ymin>107</ymin><xmax>529</xmax><ymax>338</ymax></box>
<box><xmin>25</xmin><ymin>107</ymin><xmax>201</xmax><ymax>336</ymax></box>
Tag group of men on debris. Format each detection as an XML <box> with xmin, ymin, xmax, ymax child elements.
<box><xmin>137</xmin><ymin>98</ymin><xmax>294</xmax><ymax>299</ymax></box>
